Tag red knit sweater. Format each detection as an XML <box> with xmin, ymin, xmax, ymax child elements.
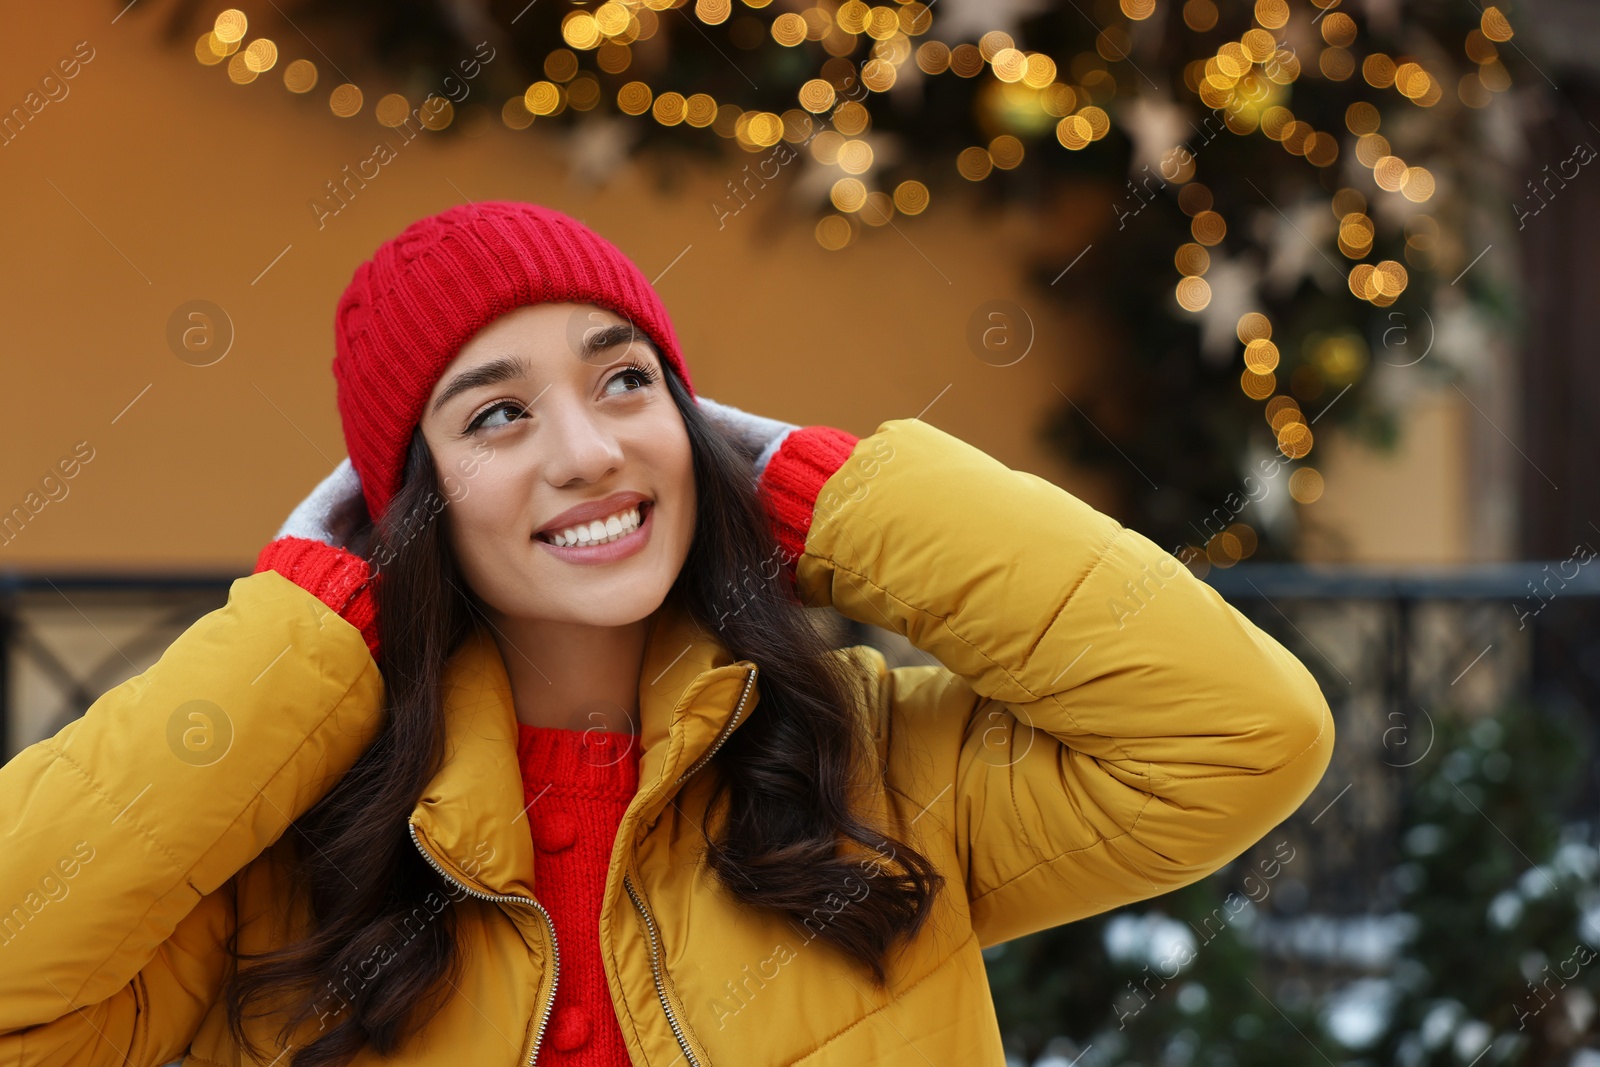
<box><xmin>515</xmin><ymin>723</ymin><xmax>641</xmax><ymax>1066</ymax></box>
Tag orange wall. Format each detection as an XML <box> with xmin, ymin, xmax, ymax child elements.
<box><xmin>0</xmin><ymin>1</ymin><xmax>1482</xmax><ymax>571</ymax></box>
<box><xmin>0</xmin><ymin>1</ymin><xmax>1117</xmax><ymax>572</ymax></box>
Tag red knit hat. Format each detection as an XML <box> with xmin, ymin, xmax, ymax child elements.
<box><xmin>332</xmin><ymin>200</ymin><xmax>694</xmax><ymax>523</ymax></box>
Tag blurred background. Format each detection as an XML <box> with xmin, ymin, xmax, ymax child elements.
<box><xmin>1</xmin><ymin>0</ymin><xmax>1597</xmax><ymax>1062</ymax></box>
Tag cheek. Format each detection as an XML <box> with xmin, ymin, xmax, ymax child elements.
<box><xmin>444</xmin><ymin>477</ymin><xmax>520</xmax><ymax>561</ymax></box>
<box><xmin>666</xmin><ymin>436</ymin><xmax>696</xmax><ymax>539</ymax></box>
<box><xmin>629</xmin><ymin>420</ymin><xmax>695</xmax><ymax>555</ymax></box>
<box><xmin>673</xmin><ymin>481</ymin><xmax>697</xmax><ymax>546</ymax></box>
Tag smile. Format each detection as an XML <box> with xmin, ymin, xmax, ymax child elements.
<box><xmin>533</xmin><ymin>501</ymin><xmax>654</xmax><ymax>564</ymax></box>
<box><xmin>537</xmin><ymin>503</ymin><xmax>643</xmax><ymax>547</ymax></box>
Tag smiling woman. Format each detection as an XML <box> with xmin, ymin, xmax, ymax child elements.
<box><xmin>0</xmin><ymin>201</ymin><xmax>1333</xmax><ymax>1067</ymax></box>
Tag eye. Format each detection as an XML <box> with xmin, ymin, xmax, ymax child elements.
<box><xmin>465</xmin><ymin>400</ymin><xmax>527</xmax><ymax>434</ymax></box>
<box><xmin>604</xmin><ymin>361</ymin><xmax>659</xmax><ymax>396</ymax></box>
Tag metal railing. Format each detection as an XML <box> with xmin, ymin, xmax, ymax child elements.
<box><xmin>6</xmin><ymin>561</ymin><xmax>1596</xmax><ymax>774</ymax></box>
<box><xmin>1207</xmin><ymin>561</ymin><xmax>1600</xmax><ymax>845</ymax></box>
<box><xmin>0</xmin><ymin>571</ymin><xmax>239</xmax><ymax>760</ymax></box>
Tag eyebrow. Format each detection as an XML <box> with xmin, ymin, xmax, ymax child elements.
<box><xmin>429</xmin><ymin>324</ymin><xmax>660</xmax><ymax>418</ymax></box>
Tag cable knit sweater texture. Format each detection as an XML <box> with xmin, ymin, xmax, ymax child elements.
<box><xmin>515</xmin><ymin>723</ymin><xmax>640</xmax><ymax>1066</ymax></box>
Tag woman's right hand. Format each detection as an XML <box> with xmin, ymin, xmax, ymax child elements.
<box><xmin>252</xmin><ymin>458</ymin><xmax>382</xmax><ymax>659</ymax></box>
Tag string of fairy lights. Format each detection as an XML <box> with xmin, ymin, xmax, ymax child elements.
<box><xmin>191</xmin><ymin>0</ymin><xmax>1518</xmax><ymax>570</ymax></box>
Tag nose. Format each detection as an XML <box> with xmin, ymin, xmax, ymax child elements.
<box><xmin>539</xmin><ymin>392</ymin><xmax>624</xmax><ymax>487</ymax></box>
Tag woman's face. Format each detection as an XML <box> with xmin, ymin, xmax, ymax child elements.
<box><xmin>417</xmin><ymin>302</ymin><xmax>696</xmax><ymax>629</ymax></box>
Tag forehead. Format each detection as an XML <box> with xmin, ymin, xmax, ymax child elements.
<box><xmin>460</xmin><ymin>301</ymin><xmax>633</xmax><ymax>355</ymax></box>
<box><xmin>423</xmin><ymin>302</ymin><xmax>662</xmax><ymax>417</ymax></box>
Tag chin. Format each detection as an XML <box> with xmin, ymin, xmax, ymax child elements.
<box><xmin>564</xmin><ymin>597</ymin><xmax>666</xmax><ymax>628</ymax></box>
<box><xmin>537</xmin><ymin>577</ymin><xmax>674</xmax><ymax>628</ymax></box>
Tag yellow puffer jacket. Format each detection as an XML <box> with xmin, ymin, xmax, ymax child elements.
<box><xmin>0</xmin><ymin>417</ymin><xmax>1334</xmax><ymax>1066</ymax></box>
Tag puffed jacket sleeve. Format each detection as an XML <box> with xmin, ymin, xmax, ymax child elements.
<box><xmin>762</xmin><ymin>417</ymin><xmax>1335</xmax><ymax>948</ymax></box>
<box><xmin>0</xmin><ymin>570</ymin><xmax>384</xmax><ymax>1065</ymax></box>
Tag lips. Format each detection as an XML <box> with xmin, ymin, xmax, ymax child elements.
<box><xmin>533</xmin><ymin>491</ymin><xmax>652</xmax><ymax>542</ymax></box>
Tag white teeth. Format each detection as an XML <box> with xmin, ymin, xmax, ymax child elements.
<box><xmin>547</xmin><ymin>505</ymin><xmax>643</xmax><ymax>548</ymax></box>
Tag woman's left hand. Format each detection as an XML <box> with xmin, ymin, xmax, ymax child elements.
<box><xmin>695</xmin><ymin>396</ymin><xmax>800</xmax><ymax>478</ymax></box>
<box><xmin>696</xmin><ymin>395</ymin><xmax>861</xmax><ymax>577</ymax></box>
<box><xmin>252</xmin><ymin>458</ymin><xmax>383</xmax><ymax>659</ymax></box>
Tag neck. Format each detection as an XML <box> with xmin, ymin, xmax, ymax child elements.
<box><xmin>485</xmin><ymin>608</ymin><xmax>654</xmax><ymax>735</ymax></box>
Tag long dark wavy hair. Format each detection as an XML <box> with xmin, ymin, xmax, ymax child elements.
<box><xmin>224</xmin><ymin>354</ymin><xmax>947</xmax><ymax>1066</ymax></box>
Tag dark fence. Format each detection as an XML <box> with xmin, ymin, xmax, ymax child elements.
<box><xmin>0</xmin><ymin>571</ymin><xmax>239</xmax><ymax>761</ymax></box>
<box><xmin>1206</xmin><ymin>562</ymin><xmax>1600</xmax><ymax>914</ymax></box>
<box><xmin>6</xmin><ymin>560</ymin><xmax>1597</xmax><ymax>764</ymax></box>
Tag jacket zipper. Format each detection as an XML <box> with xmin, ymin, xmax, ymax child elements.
<box><xmin>621</xmin><ymin>665</ymin><xmax>756</xmax><ymax>1067</ymax></box>
<box><xmin>674</xmin><ymin>666</ymin><xmax>757</xmax><ymax>788</ymax></box>
<box><xmin>408</xmin><ymin>820</ymin><xmax>559</xmax><ymax>1067</ymax></box>
<box><xmin>625</xmin><ymin>870</ymin><xmax>706</xmax><ymax>1067</ymax></box>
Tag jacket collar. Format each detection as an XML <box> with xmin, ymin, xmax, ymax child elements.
<box><xmin>406</xmin><ymin>595</ymin><xmax>759</xmax><ymax>900</ymax></box>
